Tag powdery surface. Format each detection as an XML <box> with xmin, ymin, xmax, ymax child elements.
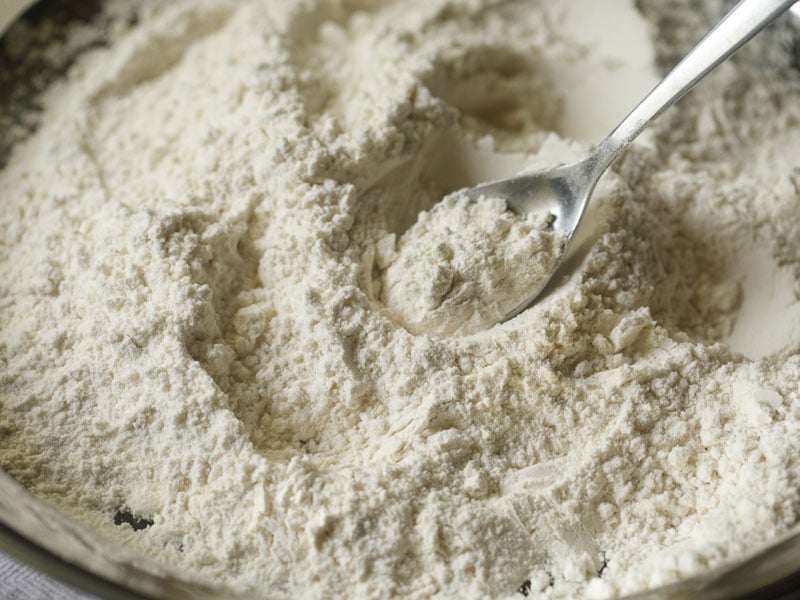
<box><xmin>0</xmin><ymin>1</ymin><xmax>800</xmax><ymax>599</ymax></box>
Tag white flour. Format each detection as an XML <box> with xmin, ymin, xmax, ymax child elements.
<box><xmin>1</xmin><ymin>0</ymin><xmax>800</xmax><ymax>599</ymax></box>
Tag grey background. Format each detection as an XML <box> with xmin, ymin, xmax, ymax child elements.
<box><xmin>0</xmin><ymin>552</ymin><xmax>99</xmax><ymax>600</ymax></box>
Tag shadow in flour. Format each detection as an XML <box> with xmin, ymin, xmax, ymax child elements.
<box><xmin>0</xmin><ymin>0</ymin><xmax>109</xmax><ymax>168</ymax></box>
<box><xmin>423</xmin><ymin>45</ymin><xmax>561</xmax><ymax>139</ymax></box>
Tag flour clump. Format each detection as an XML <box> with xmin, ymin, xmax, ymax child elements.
<box><xmin>1</xmin><ymin>1</ymin><xmax>800</xmax><ymax>599</ymax></box>
<box><xmin>381</xmin><ymin>193</ymin><xmax>561</xmax><ymax>337</ymax></box>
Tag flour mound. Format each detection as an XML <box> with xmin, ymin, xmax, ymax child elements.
<box><xmin>381</xmin><ymin>193</ymin><xmax>560</xmax><ymax>336</ymax></box>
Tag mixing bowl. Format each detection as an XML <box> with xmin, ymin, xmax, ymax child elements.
<box><xmin>1</xmin><ymin>1</ymin><xmax>799</xmax><ymax>598</ymax></box>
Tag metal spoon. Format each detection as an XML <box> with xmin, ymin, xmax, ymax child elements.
<box><xmin>464</xmin><ymin>0</ymin><xmax>797</xmax><ymax>322</ymax></box>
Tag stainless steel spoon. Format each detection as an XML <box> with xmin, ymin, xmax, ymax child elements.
<box><xmin>464</xmin><ymin>0</ymin><xmax>797</xmax><ymax>322</ymax></box>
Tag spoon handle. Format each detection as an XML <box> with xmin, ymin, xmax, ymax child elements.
<box><xmin>591</xmin><ymin>0</ymin><xmax>796</xmax><ymax>175</ymax></box>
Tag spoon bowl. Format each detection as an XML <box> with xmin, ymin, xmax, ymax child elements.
<box><xmin>463</xmin><ymin>158</ymin><xmax>598</xmax><ymax>319</ymax></box>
